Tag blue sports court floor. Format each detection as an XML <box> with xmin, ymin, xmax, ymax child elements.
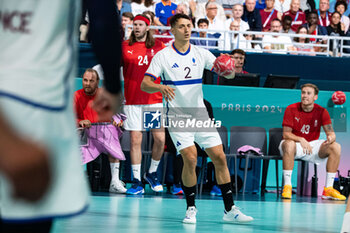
<box><xmin>52</xmin><ymin>189</ymin><xmax>346</xmax><ymax>233</ymax></box>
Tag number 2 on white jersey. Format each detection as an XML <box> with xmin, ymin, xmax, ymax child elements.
<box><xmin>138</xmin><ymin>55</ymin><xmax>148</xmax><ymax>66</ymax></box>
<box><xmin>300</xmin><ymin>124</ymin><xmax>310</xmax><ymax>134</ymax></box>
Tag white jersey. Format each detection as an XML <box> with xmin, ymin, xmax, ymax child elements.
<box><xmin>145</xmin><ymin>43</ymin><xmax>215</xmax><ymax>110</ymax></box>
<box><xmin>0</xmin><ymin>0</ymin><xmax>81</xmax><ymax>109</ymax></box>
<box><xmin>0</xmin><ymin>0</ymin><xmax>89</xmax><ymax>221</ymax></box>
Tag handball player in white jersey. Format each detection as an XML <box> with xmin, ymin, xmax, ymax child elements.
<box><xmin>0</xmin><ymin>0</ymin><xmax>122</xmax><ymax>232</ymax></box>
<box><xmin>141</xmin><ymin>13</ymin><xmax>253</xmax><ymax>224</ymax></box>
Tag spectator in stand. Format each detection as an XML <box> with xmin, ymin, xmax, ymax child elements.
<box><xmin>121</xmin><ymin>12</ymin><xmax>134</xmax><ymax>39</ymax></box>
<box><xmin>225</xmin><ymin>4</ymin><xmax>250</xmax><ymax>31</ymax></box>
<box><xmin>166</xmin><ymin>3</ymin><xmax>193</xmax><ymax>26</ymax></box>
<box><xmin>327</xmin><ymin>11</ymin><xmax>345</xmax><ymax>55</ymax></box>
<box><xmin>281</xmin><ymin>15</ymin><xmax>295</xmax><ymax>33</ymax></box>
<box><xmin>74</xmin><ymin>69</ymin><xmax>127</xmax><ymax>194</ymax></box>
<box><xmin>274</xmin><ymin>0</ymin><xmax>291</xmax><ymax>13</ymax></box>
<box><xmin>301</xmin><ymin>11</ymin><xmax>327</xmax><ymax>44</ymax></box>
<box><xmin>260</xmin><ymin>0</ymin><xmax>282</xmax><ymax>32</ymax></box>
<box><xmin>330</xmin><ymin>0</ymin><xmax>350</xmax><ymax>19</ymax></box>
<box><xmin>194</xmin><ymin>0</ymin><xmax>226</xmax><ymax>23</ymax></box>
<box><xmin>283</xmin><ymin>0</ymin><xmax>306</xmax><ymax>32</ymax></box>
<box><xmin>190</xmin><ymin>18</ymin><xmax>221</xmax><ymax>48</ymax></box>
<box><xmin>242</xmin><ymin>0</ymin><xmax>263</xmax><ymax>31</ymax></box>
<box><xmin>245</xmin><ymin>30</ymin><xmax>263</xmax><ymax>50</ymax></box>
<box><xmin>116</xmin><ymin>0</ymin><xmax>132</xmax><ymax>20</ymax></box>
<box><xmin>263</xmin><ymin>18</ymin><xmax>295</xmax><ymax>53</ymax></box>
<box><xmin>224</xmin><ymin>20</ymin><xmax>251</xmax><ymax>50</ymax></box>
<box><xmin>327</xmin><ymin>11</ymin><xmax>346</xmax><ymax>35</ymax></box>
<box><xmin>155</xmin><ymin>0</ymin><xmax>177</xmax><ymax>26</ymax></box>
<box><xmin>256</xmin><ymin>0</ymin><xmax>267</xmax><ymax>10</ymax></box>
<box><xmin>335</xmin><ymin>0</ymin><xmax>349</xmax><ymax>33</ymax></box>
<box><xmin>318</xmin><ymin>0</ymin><xmax>331</xmax><ymax>27</ymax></box>
<box><xmin>293</xmin><ymin>26</ymin><xmax>316</xmax><ymax>55</ymax></box>
<box><xmin>131</xmin><ymin>0</ymin><xmax>154</xmax><ymax>16</ymax></box>
<box><xmin>197</xmin><ymin>1</ymin><xmax>226</xmax><ymax>31</ymax></box>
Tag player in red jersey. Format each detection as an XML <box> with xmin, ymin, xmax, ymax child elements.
<box><xmin>122</xmin><ymin>14</ymin><xmax>166</xmax><ymax>195</ymax></box>
<box><xmin>279</xmin><ymin>83</ymin><xmax>346</xmax><ymax>201</ymax></box>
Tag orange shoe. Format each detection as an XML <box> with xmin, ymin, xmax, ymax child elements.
<box><xmin>321</xmin><ymin>187</ymin><xmax>346</xmax><ymax>201</ymax></box>
<box><xmin>281</xmin><ymin>185</ymin><xmax>292</xmax><ymax>199</ymax></box>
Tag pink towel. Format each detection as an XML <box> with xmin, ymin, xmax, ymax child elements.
<box><xmin>80</xmin><ymin>114</ymin><xmax>126</xmax><ymax>164</ymax></box>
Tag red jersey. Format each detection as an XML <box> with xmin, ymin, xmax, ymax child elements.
<box><xmin>260</xmin><ymin>9</ymin><xmax>279</xmax><ymax>32</ymax></box>
<box><xmin>282</xmin><ymin>102</ymin><xmax>332</xmax><ymax>142</ymax></box>
<box><xmin>74</xmin><ymin>89</ymin><xmax>99</xmax><ymax>124</ymax></box>
<box><xmin>283</xmin><ymin>10</ymin><xmax>306</xmax><ymax>32</ymax></box>
<box><xmin>122</xmin><ymin>39</ymin><xmax>165</xmax><ymax>105</ymax></box>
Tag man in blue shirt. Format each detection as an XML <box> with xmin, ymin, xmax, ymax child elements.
<box><xmin>155</xmin><ymin>0</ymin><xmax>177</xmax><ymax>25</ymax></box>
<box><xmin>190</xmin><ymin>18</ymin><xmax>221</xmax><ymax>48</ymax></box>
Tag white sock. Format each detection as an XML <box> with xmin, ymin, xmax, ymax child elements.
<box><xmin>341</xmin><ymin>212</ymin><xmax>350</xmax><ymax>233</ymax></box>
<box><xmin>132</xmin><ymin>164</ymin><xmax>141</xmax><ymax>181</ymax></box>
<box><xmin>325</xmin><ymin>172</ymin><xmax>336</xmax><ymax>188</ymax></box>
<box><xmin>148</xmin><ymin>159</ymin><xmax>160</xmax><ymax>173</ymax></box>
<box><xmin>283</xmin><ymin>170</ymin><xmax>293</xmax><ymax>186</ymax></box>
<box><xmin>110</xmin><ymin>162</ymin><xmax>120</xmax><ymax>182</ymax></box>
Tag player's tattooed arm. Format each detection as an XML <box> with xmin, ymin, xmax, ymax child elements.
<box><xmin>141</xmin><ymin>76</ymin><xmax>175</xmax><ymax>101</ymax></box>
<box><xmin>323</xmin><ymin>124</ymin><xmax>336</xmax><ymax>144</ymax></box>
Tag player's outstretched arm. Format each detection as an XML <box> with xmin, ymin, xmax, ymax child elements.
<box><xmin>88</xmin><ymin>0</ymin><xmax>122</xmax><ymax>120</ymax></box>
<box><xmin>141</xmin><ymin>76</ymin><xmax>175</xmax><ymax>101</ymax></box>
<box><xmin>0</xmin><ymin>112</ymin><xmax>51</xmax><ymax>202</ymax></box>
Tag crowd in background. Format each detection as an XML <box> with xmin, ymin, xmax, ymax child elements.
<box><xmin>78</xmin><ymin>0</ymin><xmax>350</xmax><ymax>56</ymax></box>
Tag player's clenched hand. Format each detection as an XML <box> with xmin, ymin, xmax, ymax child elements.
<box><xmin>0</xmin><ymin>139</ymin><xmax>51</xmax><ymax>202</ymax></box>
<box><xmin>92</xmin><ymin>88</ymin><xmax>122</xmax><ymax>122</ymax></box>
<box><xmin>160</xmin><ymin>85</ymin><xmax>175</xmax><ymax>102</ymax></box>
<box><xmin>300</xmin><ymin>137</ymin><xmax>313</xmax><ymax>155</ymax></box>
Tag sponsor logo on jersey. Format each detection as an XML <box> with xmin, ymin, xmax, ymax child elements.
<box><xmin>160</xmin><ymin>10</ymin><xmax>165</xmax><ymax>14</ymax></box>
<box><xmin>127</xmin><ymin>50</ymin><xmax>133</xmax><ymax>54</ymax></box>
<box><xmin>143</xmin><ymin>110</ymin><xmax>161</xmax><ymax>129</ymax></box>
<box><xmin>172</xmin><ymin>63</ymin><xmax>179</xmax><ymax>68</ymax></box>
<box><xmin>295</xmin><ymin>117</ymin><xmax>300</xmax><ymax>122</ymax></box>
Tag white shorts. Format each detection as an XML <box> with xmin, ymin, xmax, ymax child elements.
<box><xmin>279</xmin><ymin>139</ymin><xmax>326</xmax><ymax>164</ymax></box>
<box><xmin>169</xmin><ymin>130</ymin><xmax>222</xmax><ymax>153</ymax></box>
<box><xmin>123</xmin><ymin>103</ymin><xmax>163</xmax><ymax>131</ymax></box>
<box><xmin>0</xmin><ymin>96</ymin><xmax>89</xmax><ymax>221</ymax></box>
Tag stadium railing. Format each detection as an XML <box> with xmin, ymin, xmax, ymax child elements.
<box><xmin>125</xmin><ymin>25</ymin><xmax>350</xmax><ymax>57</ymax></box>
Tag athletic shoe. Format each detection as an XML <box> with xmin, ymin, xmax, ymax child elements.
<box><xmin>144</xmin><ymin>172</ymin><xmax>163</xmax><ymax>192</ymax></box>
<box><xmin>282</xmin><ymin>185</ymin><xmax>292</xmax><ymax>199</ymax></box>
<box><xmin>223</xmin><ymin>205</ymin><xmax>253</xmax><ymax>223</ymax></box>
<box><xmin>210</xmin><ymin>185</ymin><xmax>222</xmax><ymax>196</ymax></box>
<box><xmin>126</xmin><ymin>179</ymin><xmax>144</xmax><ymax>195</ymax></box>
<box><xmin>321</xmin><ymin>187</ymin><xmax>346</xmax><ymax>200</ymax></box>
<box><xmin>109</xmin><ymin>180</ymin><xmax>127</xmax><ymax>194</ymax></box>
<box><xmin>172</xmin><ymin>184</ymin><xmax>183</xmax><ymax>195</ymax></box>
<box><xmin>183</xmin><ymin>206</ymin><xmax>197</xmax><ymax>224</ymax></box>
